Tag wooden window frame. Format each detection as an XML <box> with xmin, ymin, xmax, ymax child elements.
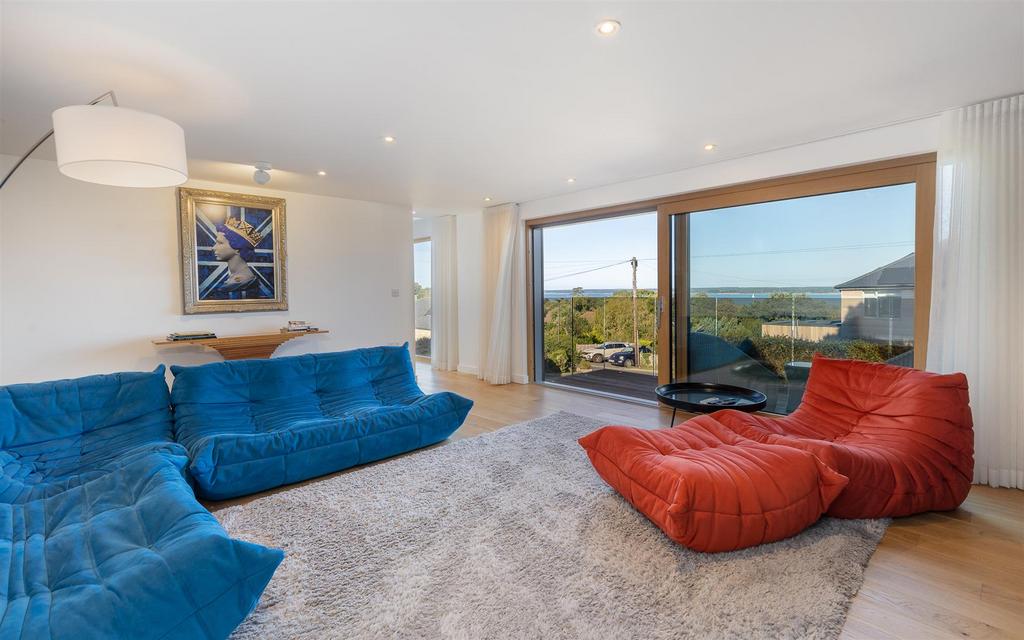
<box><xmin>656</xmin><ymin>153</ymin><xmax>935</xmax><ymax>381</ymax></box>
<box><xmin>525</xmin><ymin>153</ymin><xmax>936</xmax><ymax>385</ymax></box>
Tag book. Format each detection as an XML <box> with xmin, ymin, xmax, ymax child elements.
<box><xmin>167</xmin><ymin>332</ymin><xmax>216</xmax><ymax>341</ymax></box>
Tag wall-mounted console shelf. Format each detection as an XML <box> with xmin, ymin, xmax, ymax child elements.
<box><xmin>153</xmin><ymin>330</ymin><xmax>329</xmax><ymax>360</ymax></box>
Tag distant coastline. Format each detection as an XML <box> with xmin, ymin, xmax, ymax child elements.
<box><xmin>544</xmin><ymin>287</ymin><xmax>840</xmax><ymax>301</ymax></box>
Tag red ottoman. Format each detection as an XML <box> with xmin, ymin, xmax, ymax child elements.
<box><xmin>579</xmin><ymin>416</ymin><xmax>848</xmax><ymax>553</ymax></box>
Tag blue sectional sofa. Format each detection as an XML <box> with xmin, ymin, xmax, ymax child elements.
<box><xmin>0</xmin><ymin>366</ymin><xmax>184</xmax><ymax>503</ymax></box>
<box><xmin>171</xmin><ymin>345</ymin><xmax>474</xmax><ymax>500</ymax></box>
<box><xmin>0</xmin><ymin>367</ymin><xmax>282</xmax><ymax>639</ymax></box>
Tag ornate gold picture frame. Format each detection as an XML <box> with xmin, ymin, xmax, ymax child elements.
<box><xmin>178</xmin><ymin>187</ymin><xmax>288</xmax><ymax>314</ymax></box>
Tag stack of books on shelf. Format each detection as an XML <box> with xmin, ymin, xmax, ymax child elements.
<box><xmin>284</xmin><ymin>321</ymin><xmax>319</xmax><ymax>333</ymax></box>
<box><xmin>166</xmin><ymin>331</ymin><xmax>217</xmax><ymax>341</ymax></box>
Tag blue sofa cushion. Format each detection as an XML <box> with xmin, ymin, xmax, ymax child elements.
<box><xmin>0</xmin><ymin>366</ymin><xmax>185</xmax><ymax>503</ymax></box>
<box><xmin>171</xmin><ymin>345</ymin><xmax>473</xmax><ymax>499</ymax></box>
<box><xmin>0</xmin><ymin>452</ymin><xmax>283</xmax><ymax>640</ymax></box>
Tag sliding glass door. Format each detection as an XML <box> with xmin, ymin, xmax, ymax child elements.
<box><xmin>659</xmin><ymin>157</ymin><xmax>935</xmax><ymax>414</ymax></box>
<box><xmin>529</xmin><ymin>212</ymin><xmax>659</xmax><ymax>401</ymax></box>
<box><xmin>526</xmin><ymin>156</ymin><xmax>934</xmax><ymax>411</ymax></box>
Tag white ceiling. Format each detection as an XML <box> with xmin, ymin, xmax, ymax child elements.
<box><xmin>2</xmin><ymin>1</ymin><xmax>1022</xmax><ymax>214</ymax></box>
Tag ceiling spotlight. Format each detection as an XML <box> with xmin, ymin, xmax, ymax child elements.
<box><xmin>317</xmin><ymin>170</ymin><xmax>327</xmax><ymax>176</ymax></box>
<box><xmin>566</xmin><ymin>177</ymin><xmax>576</xmax><ymax>183</ymax></box>
<box><xmin>483</xmin><ymin>197</ymin><xmax>492</xmax><ymax>202</ymax></box>
<box><xmin>253</xmin><ymin>161</ymin><xmax>272</xmax><ymax>185</ymax></box>
<box><xmin>596</xmin><ymin>20</ymin><xmax>621</xmax><ymax>36</ymax></box>
<box><xmin>703</xmin><ymin>143</ymin><xmax>717</xmax><ymax>151</ymax></box>
<box><xmin>383</xmin><ymin>135</ymin><xmax>396</xmax><ymax>143</ymax></box>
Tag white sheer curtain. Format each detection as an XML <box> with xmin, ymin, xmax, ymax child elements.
<box><xmin>479</xmin><ymin>203</ymin><xmax>522</xmax><ymax>384</ymax></box>
<box><xmin>430</xmin><ymin>216</ymin><xmax>459</xmax><ymax>371</ymax></box>
<box><xmin>928</xmin><ymin>94</ymin><xmax>1023</xmax><ymax>489</ymax></box>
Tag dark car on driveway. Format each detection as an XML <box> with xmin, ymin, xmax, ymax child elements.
<box><xmin>608</xmin><ymin>345</ymin><xmax>651</xmax><ymax>368</ymax></box>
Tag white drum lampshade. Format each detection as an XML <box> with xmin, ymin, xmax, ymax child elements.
<box><xmin>52</xmin><ymin>105</ymin><xmax>188</xmax><ymax>188</ymax></box>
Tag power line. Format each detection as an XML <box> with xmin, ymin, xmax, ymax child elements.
<box><xmin>541</xmin><ymin>240</ymin><xmax>913</xmax><ymax>284</ymax></box>
<box><xmin>543</xmin><ymin>240</ymin><xmax>911</xmax><ymax>266</ymax></box>
<box><xmin>544</xmin><ymin>258</ymin><xmax>630</xmax><ymax>280</ymax></box>
<box><xmin>691</xmin><ymin>241</ymin><xmax>912</xmax><ymax>259</ymax></box>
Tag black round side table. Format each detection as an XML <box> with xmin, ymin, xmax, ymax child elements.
<box><xmin>655</xmin><ymin>382</ymin><xmax>768</xmax><ymax>425</ymax></box>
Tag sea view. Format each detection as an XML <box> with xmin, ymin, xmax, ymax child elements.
<box><xmin>544</xmin><ymin>288</ymin><xmax>842</xmax><ymax>307</ymax></box>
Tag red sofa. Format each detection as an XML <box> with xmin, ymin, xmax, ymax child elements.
<box><xmin>711</xmin><ymin>356</ymin><xmax>974</xmax><ymax>518</ymax></box>
<box><xmin>579</xmin><ymin>357</ymin><xmax>973</xmax><ymax>552</ymax></box>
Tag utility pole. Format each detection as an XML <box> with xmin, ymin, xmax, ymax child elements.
<box><xmin>790</xmin><ymin>293</ymin><xmax>796</xmax><ymax>363</ymax></box>
<box><xmin>715</xmin><ymin>295</ymin><xmax>719</xmax><ymax>337</ymax></box>
<box><xmin>569</xmin><ymin>290</ymin><xmax>576</xmax><ymax>373</ymax></box>
<box><xmin>631</xmin><ymin>257</ymin><xmax>640</xmax><ymax>368</ymax></box>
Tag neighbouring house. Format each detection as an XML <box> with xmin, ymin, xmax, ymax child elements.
<box><xmin>835</xmin><ymin>253</ymin><xmax>915</xmax><ymax>345</ymax></box>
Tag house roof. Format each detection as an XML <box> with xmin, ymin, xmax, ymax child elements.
<box><xmin>835</xmin><ymin>253</ymin><xmax>915</xmax><ymax>290</ymax></box>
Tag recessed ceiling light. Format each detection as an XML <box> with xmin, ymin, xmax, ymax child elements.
<box><xmin>383</xmin><ymin>135</ymin><xmax>396</xmax><ymax>143</ymax></box>
<box><xmin>411</xmin><ymin>209</ymin><xmax>417</xmax><ymax>215</ymax></box>
<box><xmin>703</xmin><ymin>143</ymin><xmax>717</xmax><ymax>151</ymax></box>
<box><xmin>595</xmin><ymin>20</ymin><xmax>621</xmax><ymax>36</ymax></box>
<box><xmin>317</xmin><ymin>170</ymin><xmax>327</xmax><ymax>176</ymax></box>
<box><xmin>567</xmin><ymin>177</ymin><xmax>576</xmax><ymax>183</ymax></box>
<box><xmin>483</xmin><ymin>197</ymin><xmax>492</xmax><ymax>202</ymax></box>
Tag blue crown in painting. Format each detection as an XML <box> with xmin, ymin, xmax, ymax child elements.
<box><xmin>224</xmin><ymin>217</ymin><xmax>263</xmax><ymax>247</ymax></box>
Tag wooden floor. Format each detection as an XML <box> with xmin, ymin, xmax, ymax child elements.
<box><xmin>214</xmin><ymin>362</ymin><xmax>1024</xmax><ymax>639</ymax></box>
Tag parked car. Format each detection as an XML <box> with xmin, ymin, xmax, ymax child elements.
<box><xmin>580</xmin><ymin>342</ymin><xmax>630</xmax><ymax>363</ymax></box>
<box><xmin>608</xmin><ymin>345</ymin><xmax>652</xmax><ymax>367</ymax></box>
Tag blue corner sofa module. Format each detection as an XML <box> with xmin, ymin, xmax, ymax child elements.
<box><xmin>0</xmin><ymin>368</ymin><xmax>282</xmax><ymax>639</ymax></box>
<box><xmin>0</xmin><ymin>366</ymin><xmax>184</xmax><ymax>503</ymax></box>
<box><xmin>171</xmin><ymin>345</ymin><xmax>474</xmax><ymax>500</ymax></box>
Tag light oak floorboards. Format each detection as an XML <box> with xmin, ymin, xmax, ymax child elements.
<box><xmin>211</xmin><ymin>363</ymin><xmax>1024</xmax><ymax>640</ymax></box>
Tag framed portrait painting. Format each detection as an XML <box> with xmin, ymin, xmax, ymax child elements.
<box><xmin>178</xmin><ymin>187</ymin><xmax>287</xmax><ymax>314</ymax></box>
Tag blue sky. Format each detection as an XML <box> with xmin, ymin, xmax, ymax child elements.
<box><xmin>542</xmin><ymin>183</ymin><xmax>916</xmax><ymax>290</ymax></box>
<box><xmin>414</xmin><ymin>240</ymin><xmax>431</xmax><ymax>288</ymax></box>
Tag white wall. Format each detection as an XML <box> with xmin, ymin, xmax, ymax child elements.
<box><xmin>503</xmin><ymin>117</ymin><xmax>942</xmax><ymax>382</ymax></box>
<box><xmin>0</xmin><ymin>157</ymin><xmax>413</xmax><ymax>384</ymax></box>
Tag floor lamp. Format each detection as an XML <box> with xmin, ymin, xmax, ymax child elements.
<box><xmin>0</xmin><ymin>90</ymin><xmax>188</xmax><ymax>190</ymax></box>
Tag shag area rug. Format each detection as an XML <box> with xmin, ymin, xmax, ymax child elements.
<box><xmin>218</xmin><ymin>412</ymin><xmax>888</xmax><ymax>640</ymax></box>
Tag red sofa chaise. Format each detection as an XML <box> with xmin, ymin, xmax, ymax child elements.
<box><xmin>580</xmin><ymin>357</ymin><xmax>973</xmax><ymax>552</ymax></box>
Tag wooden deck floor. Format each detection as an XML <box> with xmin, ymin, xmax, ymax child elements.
<box><xmin>212</xmin><ymin>362</ymin><xmax>1024</xmax><ymax>639</ymax></box>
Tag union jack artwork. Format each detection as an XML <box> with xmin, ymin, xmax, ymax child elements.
<box><xmin>178</xmin><ymin>188</ymin><xmax>287</xmax><ymax>314</ymax></box>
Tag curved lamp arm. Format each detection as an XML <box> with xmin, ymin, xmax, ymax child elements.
<box><xmin>0</xmin><ymin>90</ymin><xmax>118</xmax><ymax>190</ymax></box>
